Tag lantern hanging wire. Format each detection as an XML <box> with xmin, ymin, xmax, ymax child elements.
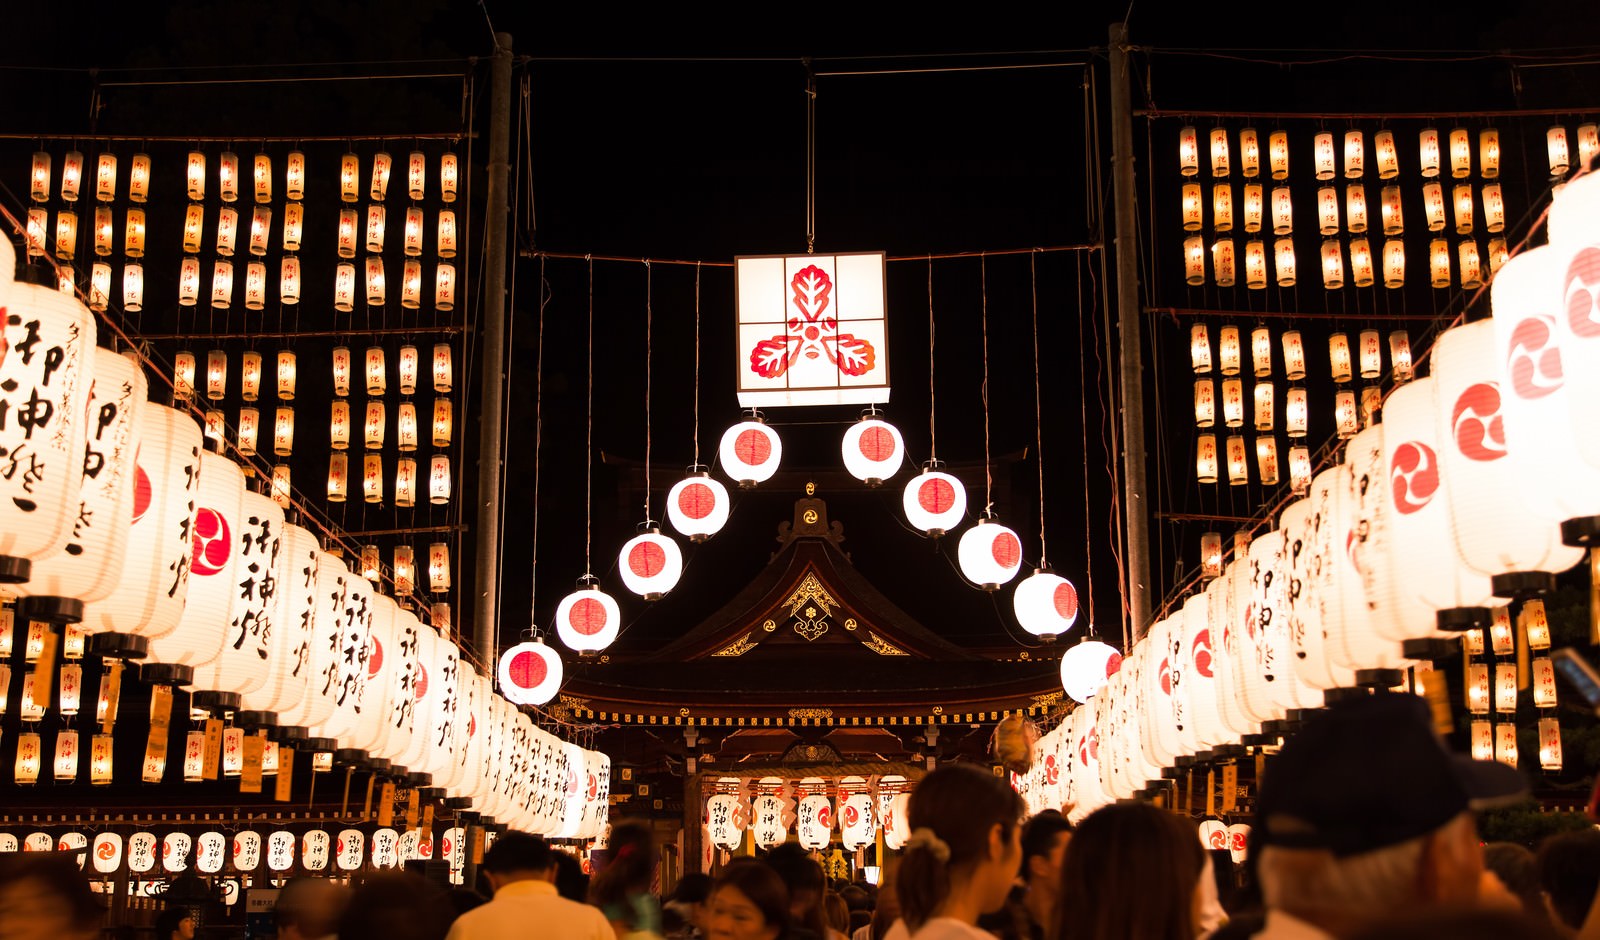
<box><xmin>928</xmin><ymin>255</ymin><xmax>939</xmax><ymax>461</ymax></box>
<box><xmin>1030</xmin><ymin>251</ymin><xmax>1048</xmax><ymax>569</ymax></box>
<box><xmin>980</xmin><ymin>254</ymin><xmax>993</xmax><ymax>516</ymax></box>
<box><xmin>527</xmin><ymin>255</ymin><xmax>546</xmax><ymax>639</ymax></box>
<box><xmin>693</xmin><ymin>262</ymin><xmax>702</xmax><ymax>467</ymax></box>
<box><xmin>585</xmin><ymin>256</ymin><xmax>594</xmax><ymax>576</ymax></box>
<box><xmin>643</xmin><ymin>260</ymin><xmax>653</xmax><ymax>522</ymax></box>
<box><xmin>1076</xmin><ymin>251</ymin><xmax>1099</xmax><ymax>642</ymax></box>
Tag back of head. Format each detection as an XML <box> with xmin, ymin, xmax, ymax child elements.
<box><xmin>1020</xmin><ymin>810</ymin><xmax>1074</xmax><ymax>880</ymax></box>
<box><xmin>1056</xmin><ymin>802</ymin><xmax>1204</xmax><ymax>940</ymax></box>
<box><xmin>589</xmin><ymin>820</ymin><xmax>655</xmax><ymax>910</ymax></box>
<box><xmin>1482</xmin><ymin>842</ymin><xmax>1544</xmax><ymax>920</ymax></box>
<box><xmin>896</xmin><ymin>762</ymin><xmax>1025</xmax><ymax>932</ymax></box>
<box><xmin>0</xmin><ymin>854</ymin><xmax>104</xmax><ymax>937</ymax></box>
<box><xmin>154</xmin><ymin>907</ymin><xmax>191</xmax><ymax>939</ymax></box>
<box><xmin>823</xmin><ymin>891</ymin><xmax>850</xmax><ymax>933</ymax></box>
<box><xmin>710</xmin><ymin>858</ymin><xmax>791</xmax><ymax>935</ymax></box>
<box><xmin>766</xmin><ymin>842</ymin><xmax>828</xmax><ymax>936</ymax></box>
<box><xmin>275</xmin><ymin>876</ymin><xmax>348</xmax><ymax>938</ymax></box>
<box><xmin>1537</xmin><ymin>828</ymin><xmax>1600</xmax><ymax>930</ymax></box>
<box><xmin>672</xmin><ymin>872</ymin><xmax>714</xmax><ymax>905</ymax></box>
<box><xmin>552</xmin><ymin>850</ymin><xmax>589</xmax><ymax>903</ymax></box>
<box><xmin>1345</xmin><ymin>907</ymin><xmax>1563</xmax><ymax>940</ymax></box>
<box><xmin>337</xmin><ymin>872</ymin><xmax>454</xmax><ymax>940</ymax></box>
<box><xmin>481</xmin><ymin>830</ymin><xmax>554</xmax><ymax>875</ymax></box>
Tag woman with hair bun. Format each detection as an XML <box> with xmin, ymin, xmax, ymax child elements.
<box><xmin>890</xmin><ymin>763</ymin><xmax>1026</xmax><ymax>939</ymax></box>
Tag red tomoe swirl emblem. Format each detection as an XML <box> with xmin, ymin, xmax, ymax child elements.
<box><xmin>1505</xmin><ymin>316</ymin><xmax>1563</xmax><ymax>400</ymax></box>
<box><xmin>1044</xmin><ymin>753</ymin><xmax>1059</xmax><ymax>785</ymax></box>
<box><xmin>844</xmin><ymin>804</ymin><xmax>860</xmax><ymax>827</ymax></box>
<box><xmin>1390</xmin><ymin>442</ymin><xmax>1440</xmax><ymax>514</ymax></box>
<box><xmin>191</xmin><ymin>507</ymin><xmax>233</xmax><ymax>575</ymax></box>
<box><xmin>817</xmin><ymin>804</ymin><xmax>832</xmax><ymax>829</ymax></box>
<box><xmin>1567</xmin><ymin>247</ymin><xmax>1600</xmax><ymax>339</ymax></box>
<box><xmin>1451</xmin><ymin>383</ymin><xmax>1507</xmax><ymax>462</ymax></box>
<box><xmin>1192</xmin><ymin>629</ymin><xmax>1214</xmax><ymax>679</ymax></box>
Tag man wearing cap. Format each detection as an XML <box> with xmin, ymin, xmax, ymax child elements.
<box><xmin>445</xmin><ymin>831</ymin><xmax>613</xmax><ymax>940</ymax></box>
<box><xmin>1252</xmin><ymin>693</ymin><xmax>1527</xmax><ymax>939</ymax></box>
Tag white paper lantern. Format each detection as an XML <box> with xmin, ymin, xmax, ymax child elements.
<box><xmin>797</xmin><ymin>789</ymin><xmax>834</xmax><ymax>851</ymax></box>
<box><xmin>1546</xmin><ymin>176</ymin><xmax>1600</xmax><ymax>485</ymax></box>
<box><xmin>555</xmin><ymin>582</ymin><xmax>621</xmax><ymax>654</ymax></box>
<box><xmin>278</xmin><ymin>551</ymin><xmax>352</xmax><ymax>737</ymax></box>
<box><xmin>667</xmin><ymin>471</ymin><xmax>730</xmax><ymax>542</ymax></box>
<box><xmin>719</xmin><ymin>418</ymin><xmax>781</xmax><ymax>486</ymax></box>
<box><xmin>1012</xmin><ymin>569</ymin><xmax>1079</xmax><ymax>640</ymax></box>
<box><xmin>841</xmin><ymin>416</ymin><xmax>905</xmax><ymax>484</ymax></box>
<box><xmin>1060</xmin><ymin>639</ymin><xmax>1120</xmax><ymax>704</ymax></box>
<box><xmin>143</xmin><ymin>449</ymin><xmax>246</xmax><ymax>676</ymax></box>
<box><xmin>618</xmin><ymin>527</ymin><xmax>684</xmax><ymax>599</ymax></box>
<box><xmin>958</xmin><ymin>517</ymin><xmax>1023</xmax><ymax>590</ymax></box>
<box><xmin>188</xmin><ymin>486</ymin><xmax>284</xmax><ymax>704</ymax></box>
<box><xmin>499</xmin><ymin>639</ymin><xmax>563</xmax><ymax>706</ymax></box>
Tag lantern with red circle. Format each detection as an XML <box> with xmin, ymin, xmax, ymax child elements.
<box><xmin>797</xmin><ymin>790</ymin><xmax>834</xmax><ymax>851</ymax></box>
<box><xmin>719</xmin><ymin>416</ymin><xmax>782</xmax><ymax>487</ymax></box>
<box><xmin>957</xmin><ymin>516</ymin><xmax>1023</xmax><ymax>590</ymax></box>
<box><xmin>902</xmin><ymin>465</ymin><xmax>967</xmax><ymax>537</ymax></box>
<box><xmin>667</xmin><ymin>470</ymin><xmax>730</xmax><ymax>542</ymax></box>
<box><xmin>618</xmin><ymin>526</ymin><xmax>684</xmax><ymax>600</ymax></box>
<box><xmin>555</xmin><ymin>579</ymin><xmax>621</xmax><ymax>654</ymax></box>
<box><xmin>1060</xmin><ymin>639</ymin><xmax>1121</xmax><ymax>704</ymax></box>
<box><xmin>841</xmin><ymin>414</ymin><xmax>905</xmax><ymax>485</ymax></box>
<box><xmin>1012</xmin><ymin>570</ymin><xmax>1079</xmax><ymax>640</ymax></box>
<box><xmin>499</xmin><ymin>640</ymin><xmax>564</xmax><ymax>706</ymax></box>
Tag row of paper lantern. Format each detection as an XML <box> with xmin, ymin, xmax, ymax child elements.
<box><xmin>1182</xmin><ymin>180</ymin><xmax>1508</xmax><ymax>237</ymax></box>
<box><xmin>183</xmin><ymin>399</ymin><xmax>454</xmax><ymax>455</ymax></box>
<box><xmin>1033</xmin><ymin>169</ymin><xmax>1600</xmax><ymax>811</ymax></box>
<box><xmin>1177</xmin><ymin>124</ymin><xmax>1598</xmax><ymax>182</ymax></box>
<box><xmin>0</xmin><ymin>826</ymin><xmax>469</xmax><ymax>881</ymax></box>
<box><xmin>1190</xmin><ymin>326</ymin><xmax>1412</xmax><ymax>383</ymax></box>
<box><xmin>702</xmin><ymin>775</ymin><xmax>912</xmax><ymax>856</ymax></box>
<box><xmin>1195</xmin><ymin>380</ymin><xmax>1377</xmax><ymax>437</ymax></box>
<box><xmin>1183</xmin><ymin>234</ymin><xmax>1506</xmax><ymax>290</ymax></box>
<box><xmin>172</xmin><ymin>345</ymin><xmax>455</xmax><ymax>403</ymax></box>
<box><xmin>0</xmin><ymin>236</ymin><xmax>605</xmax><ymax>835</ymax></box>
<box><xmin>29</xmin><ymin>149</ymin><xmax>461</xmax><ymax>206</ymax></box>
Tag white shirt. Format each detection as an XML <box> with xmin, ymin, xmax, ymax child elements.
<box><xmin>444</xmin><ymin>879</ymin><xmax>614</xmax><ymax>940</ymax></box>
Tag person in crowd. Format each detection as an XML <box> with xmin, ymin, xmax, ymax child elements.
<box><xmin>979</xmin><ymin>809</ymin><xmax>1073</xmax><ymax>940</ymax></box>
<box><xmin>337</xmin><ymin>872</ymin><xmax>454</xmax><ymax>940</ymax></box>
<box><xmin>766</xmin><ymin>843</ymin><xmax>830</xmax><ymax>940</ymax></box>
<box><xmin>823</xmin><ymin>891</ymin><xmax>851</xmax><ymax>939</ymax></box>
<box><xmin>1052</xmin><ymin>802</ymin><xmax>1207</xmax><ymax>940</ymax></box>
<box><xmin>1538</xmin><ymin>829</ymin><xmax>1600</xmax><ymax>937</ymax></box>
<box><xmin>1485</xmin><ymin>842</ymin><xmax>1550</xmax><ymax>926</ymax></box>
<box><xmin>1250</xmin><ymin>693</ymin><xmax>1526</xmax><ymax>939</ymax></box>
<box><xmin>1346</xmin><ymin>907</ymin><xmax>1563</xmax><ymax>939</ymax></box>
<box><xmin>839</xmin><ymin>885</ymin><xmax>872</xmax><ymax>938</ymax></box>
<box><xmin>0</xmin><ymin>854</ymin><xmax>103</xmax><ymax>940</ymax></box>
<box><xmin>887</xmin><ymin>761</ymin><xmax>1025</xmax><ymax>939</ymax></box>
<box><xmin>666</xmin><ymin>873</ymin><xmax>713</xmax><ymax>939</ymax></box>
<box><xmin>153</xmin><ymin>907</ymin><xmax>195</xmax><ymax>940</ymax></box>
<box><xmin>554</xmin><ymin>849</ymin><xmax>592</xmax><ymax>904</ymax></box>
<box><xmin>864</xmin><ymin>865</ymin><xmax>901</xmax><ymax>940</ymax></box>
<box><xmin>705</xmin><ymin>858</ymin><xmax>792</xmax><ymax>940</ymax></box>
<box><xmin>274</xmin><ymin>876</ymin><xmax>348</xmax><ymax>940</ymax></box>
<box><xmin>591</xmin><ymin>820</ymin><xmax>664</xmax><ymax>938</ymax></box>
<box><xmin>446</xmin><ymin>831</ymin><xmax>612</xmax><ymax>940</ymax></box>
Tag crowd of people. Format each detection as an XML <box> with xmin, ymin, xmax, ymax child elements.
<box><xmin>5</xmin><ymin>694</ymin><xmax>1600</xmax><ymax>939</ymax></box>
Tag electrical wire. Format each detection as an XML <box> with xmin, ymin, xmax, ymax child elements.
<box><xmin>927</xmin><ymin>255</ymin><xmax>937</xmax><ymax>461</ymax></box>
<box><xmin>980</xmin><ymin>254</ymin><xmax>993</xmax><ymax>515</ymax></box>
<box><xmin>1030</xmin><ymin>250</ymin><xmax>1048</xmax><ymax>569</ymax></box>
<box><xmin>643</xmin><ymin>260</ymin><xmax>653</xmax><ymax>520</ymax></box>
<box><xmin>1076</xmin><ymin>251</ymin><xmax>1096</xmax><ymax>638</ymax></box>
<box><xmin>585</xmin><ymin>256</ymin><xmax>594</xmax><ymax>575</ymax></box>
<box><xmin>692</xmin><ymin>262</ymin><xmax>702</xmax><ymax>467</ymax></box>
<box><xmin>805</xmin><ymin>61</ymin><xmax>817</xmax><ymax>254</ymax></box>
<box><xmin>530</xmin><ymin>256</ymin><xmax>546</xmax><ymax>636</ymax></box>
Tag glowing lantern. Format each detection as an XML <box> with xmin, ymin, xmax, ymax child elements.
<box><xmin>1284</xmin><ymin>386</ymin><xmax>1309</xmax><ymax>437</ymax></box>
<box><xmin>1181</xmin><ymin>184</ymin><xmax>1202</xmax><ymax>230</ymax></box>
<box><xmin>1430</xmin><ymin>239</ymin><xmax>1451</xmax><ymax>287</ymax></box>
<box><xmin>1213</xmin><ymin>184</ymin><xmax>1234</xmax><ymax>232</ymax></box>
<box><xmin>25</xmin><ymin>207</ymin><xmax>46</xmax><ymax>258</ymax></box>
<box><xmin>1190</xmin><ymin>324</ymin><xmax>1212</xmax><ymax>373</ymax></box>
<box><xmin>1478</xmin><ymin>183</ymin><xmax>1505</xmax><ymax>235</ymax></box>
<box><xmin>1200</xmin><ymin>533</ymin><xmax>1223</xmax><ymax>579</ymax></box>
<box><xmin>15</xmin><ymin>732</ymin><xmax>41</xmax><ymax>784</ymax></box>
<box><xmin>55</xmin><ymin>209</ymin><xmax>79</xmax><ymax>260</ymax></box>
<box><xmin>430</xmin><ymin>454</ymin><xmax>451</xmax><ymax>504</ymax></box>
<box><xmin>1383</xmin><ymin>239</ymin><xmax>1406</xmax><ymax>288</ymax></box>
<box><xmin>90</xmin><ymin>737</ymin><xmax>112</xmax><ymax>785</ymax></box>
<box><xmin>277</xmin><ymin>204</ymin><xmax>303</xmax><ymax>254</ymax></box>
<box><xmin>1333</xmin><ymin>390</ymin><xmax>1358</xmax><ymax>438</ymax></box>
<box><xmin>211</xmin><ymin>260</ymin><xmax>234</xmax><ymax>308</ymax></box>
<box><xmin>1274</xmin><ymin>237</ymin><xmax>1297</xmax><ymax>286</ymax></box>
<box><xmin>1270</xmin><ymin>185</ymin><xmax>1292</xmax><ymax>235</ymax></box>
<box><xmin>1221</xmin><ymin>378</ymin><xmax>1244</xmax><ymax>427</ymax></box>
<box><xmin>363</xmin><ymin>454</ymin><xmax>384</xmax><ymax>503</ymax></box>
<box><xmin>171</xmin><ymin>353</ymin><xmax>199</xmax><ymax>405</ymax></box>
<box><xmin>1350</xmin><ymin>331</ymin><xmax>1380</xmax><ymax>381</ymax></box>
<box><xmin>1242</xmin><ymin>183</ymin><xmax>1263</xmax><ymax>234</ymax></box>
<box><xmin>1343</xmin><ymin>130</ymin><xmax>1364</xmax><ymax>178</ymax></box>
<box><xmin>1465</xmin><ymin>719</ymin><xmax>1493</xmax><ymax>760</ymax></box>
<box><xmin>1196</xmin><ymin>433</ymin><xmax>1219</xmax><ymax>483</ymax></box>
<box><xmin>396</xmin><ymin>403</ymin><xmax>418</xmax><ymax>452</ymax></box>
<box><xmin>237</xmin><ymin>408</ymin><xmax>259</xmax><ymax>456</ymax></box>
<box><xmin>1451</xmin><ymin>184</ymin><xmax>1474</xmax><ymax>235</ymax></box>
<box><xmin>1317</xmin><ymin>186</ymin><xmax>1339</xmax><ymax>235</ymax></box>
<box><xmin>1313</xmin><ymin>133</ymin><xmax>1335</xmax><ymax>180</ymax></box>
<box><xmin>1235</xmin><ymin>127</ymin><xmax>1259</xmax><ymax>177</ymax></box>
<box><xmin>1525</xmin><ymin>600</ymin><xmax>1551</xmax><ymax>650</ymax></box>
<box><xmin>1195</xmin><ymin>380</ymin><xmax>1216</xmax><ymax>427</ymax></box>
<box><xmin>440</xmin><ymin>152</ymin><xmax>459</xmax><ymax>201</ymax></box>
<box><xmin>1183</xmin><ymin>236</ymin><xmax>1205</xmax><ymax>285</ymax></box>
<box><xmin>1539</xmin><ymin>718</ymin><xmax>1562</xmax><ymax>771</ymax></box>
<box><xmin>1493</xmin><ymin>723</ymin><xmax>1518</xmax><ymax>767</ymax></box>
<box><xmin>365</xmin><ymin>204</ymin><xmax>387</xmax><ymax>254</ymax></box>
<box><xmin>242</xmin><ymin>262</ymin><xmax>266</xmax><ymax>310</ymax></box>
<box><xmin>670</xmin><ymin>471</ymin><xmax>732</xmax><ymax>541</ymax></box>
<box><xmin>1345</xmin><ymin>184</ymin><xmax>1368</xmax><ymax>234</ymax></box>
<box><xmin>277</xmin><ymin>350</ymin><xmax>297</xmax><ymax>400</ymax></box>
<box><xmin>333</xmin><ymin>152</ymin><xmax>357</xmax><ymax>202</ymax></box>
<box><xmin>370</xmin><ymin>152</ymin><xmax>393</xmax><ymax>201</ymax></box>
<box><xmin>395</xmin><ymin>458</ymin><xmax>417</xmax><ymax>507</ymax></box>
<box><xmin>1244</xmin><ymin>240</ymin><xmax>1267</xmax><ymax>289</ymax></box>
<box><xmin>1254</xmin><ymin>382</ymin><xmax>1274</xmax><ymax>431</ymax></box>
<box><xmin>1459</xmin><ymin>242</ymin><xmax>1483</xmax><ymax>290</ymax></box>
<box><xmin>89</xmin><ymin>263</ymin><xmax>110</xmax><ymax>311</ymax></box>
<box><xmin>1321</xmin><ymin>240</ymin><xmax>1345</xmax><ymax>289</ymax></box>
<box><xmin>438</xmin><ymin>210</ymin><xmax>458</xmax><ymax>258</ymax></box>
<box><xmin>619</xmin><ymin>526</ymin><xmax>684</xmax><ymax>599</ymax></box>
<box><xmin>249</xmin><ymin>152</ymin><xmax>270</xmax><ymax>204</ymax></box>
<box><xmin>1178</xmin><ymin>126</ymin><xmax>1199</xmax><ymax>175</ymax></box>
<box><xmin>839</xmin><ymin>415</ymin><xmax>904</xmax><ymax>484</ymax></box>
<box><xmin>425</xmin><ymin>345</ymin><xmax>452</xmax><ymax>395</ymax></box>
<box><xmin>121</xmin><ymin>263</ymin><xmax>143</xmax><ymax>312</ymax></box>
<box><xmin>1012</xmin><ymin>569</ymin><xmax>1079</xmax><ymax>639</ymax></box>
<box><xmin>270</xmin><ymin>466</ymin><xmax>290</xmax><ymax>506</ymax></box>
<box><xmin>358</xmin><ymin>544</ymin><xmax>381</xmax><ymax>583</ymax></box>
<box><xmin>1226</xmin><ymin>435</ymin><xmax>1248</xmax><ymax>484</ymax></box>
<box><xmin>555</xmin><ymin>581</ymin><xmax>621</xmax><ymax>654</ymax></box>
<box><xmin>1218</xmin><ymin>326</ymin><xmax>1241</xmax><ymax>375</ymax></box>
<box><xmin>1549</xmin><ymin>126</ymin><xmax>1570</xmax><ymax>176</ymax></box>
<box><xmin>218</xmin><ymin>151</ymin><xmax>240</xmax><ymax>202</ymax></box>
<box><xmin>1417</xmin><ymin>128</ymin><xmax>1441</xmax><ymax>177</ymax></box>
<box><xmin>248</xmin><ymin>206</ymin><xmax>271</xmax><ymax>256</ymax></box>
<box><xmin>432</xmin><ymin>399</ymin><xmax>453</xmax><ymax>447</ymax></box>
<box><xmin>1445</xmin><ymin>128</ymin><xmax>1469</xmax><ymax>178</ymax></box>
<box><xmin>1350</xmin><ymin>238</ymin><xmax>1374</xmax><ymax>287</ymax></box>
<box><xmin>317</xmin><ymin>400</ymin><xmax>349</xmax><ymax>455</ymax></box>
<box><xmin>1060</xmin><ymin>639</ymin><xmax>1121</xmax><ymax>703</ymax></box>
<box><xmin>1267</xmin><ymin>130</ymin><xmax>1289</xmax><ymax>179</ymax></box>
<box><xmin>1289</xmin><ymin>446</ymin><xmax>1312</xmax><ymax>493</ymax></box>
<box><xmin>60</xmin><ymin>149</ymin><xmax>83</xmax><ymax>201</ymax></box>
<box><xmin>182</xmin><ymin>150</ymin><xmax>206</xmax><ymax>201</ymax></box>
<box><xmin>1374</xmin><ymin>186</ymin><xmax>1403</xmax><ymax>237</ymax></box>
<box><xmin>358</xmin><ymin>348</ymin><xmax>385</xmax><ymax>398</ymax></box>
<box><xmin>391</xmin><ymin>545</ymin><xmax>415</xmax><ymax>594</ymax></box>
<box><xmin>435</xmin><ymin>263</ymin><xmax>457</xmax><ymax>310</ymax></box>
<box><xmin>328</xmin><ymin>453</ymin><xmax>348</xmax><ymax>502</ymax></box>
<box><xmin>365</xmin><ymin>256</ymin><xmax>386</xmax><ymax>306</ymax></box>
<box><xmin>719</xmin><ymin>417</ymin><xmax>782</xmax><ymax>486</ymax></box>
<box><xmin>499</xmin><ymin>640</ymin><xmax>563</xmax><ymax>706</ymax></box>
<box><xmin>1209</xmin><ymin>128</ymin><xmax>1230</xmax><ymax>177</ymax></box>
<box><xmin>50</xmin><ymin>730</ymin><xmax>78</xmax><ymax>783</ymax></box>
<box><xmin>958</xmin><ymin>517</ymin><xmax>1023</xmax><ymax>589</ymax></box>
<box><xmin>93</xmin><ymin>206</ymin><xmax>113</xmax><ymax>256</ymax></box>
<box><xmin>276</xmin><ymin>256</ymin><xmax>301</xmax><ymax>305</ymax></box>
<box><xmin>29</xmin><ymin>151</ymin><xmax>50</xmax><ymax>201</ymax></box>
<box><xmin>1423</xmin><ymin>182</ymin><xmax>1446</xmax><ymax>232</ymax></box>
<box><xmin>1213</xmin><ymin>239</ymin><xmax>1236</xmax><ymax>287</ymax></box>
<box><xmin>1257</xmin><ymin>437</ymin><xmax>1280</xmax><ymax>485</ymax></box>
<box><xmin>1468</xmin><ymin>129</ymin><xmax>1498</xmax><ymax>181</ymax></box>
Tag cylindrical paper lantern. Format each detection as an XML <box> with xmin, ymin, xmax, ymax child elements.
<box><xmin>143</xmin><ymin>449</ymin><xmax>246</xmax><ymax>677</ymax></box>
<box><xmin>1274</xmin><ymin>238</ymin><xmax>1296</xmax><ymax>286</ymax></box>
<box><xmin>1313</xmin><ymin>132</ymin><xmax>1335</xmax><ymax>180</ymax></box>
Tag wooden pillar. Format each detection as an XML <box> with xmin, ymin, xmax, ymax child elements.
<box><xmin>683</xmin><ymin>772</ymin><xmax>704</xmax><ymax>876</ymax></box>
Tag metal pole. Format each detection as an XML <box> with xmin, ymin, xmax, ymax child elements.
<box><xmin>1108</xmin><ymin>24</ymin><xmax>1154</xmax><ymax>639</ymax></box>
<box><xmin>474</xmin><ymin>32</ymin><xmax>514</xmax><ymax>666</ymax></box>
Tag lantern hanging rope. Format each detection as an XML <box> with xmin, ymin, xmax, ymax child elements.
<box><xmin>928</xmin><ymin>256</ymin><xmax>938</xmax><ymax>460</ymax></box>
<box><xmin>981</xmin><ymin>254</ymin><xmax>993</xmax><ymax>514</ymax></box>
<box><xmin>644</xmin><ymin>260</ymin><xmax>652</xmax><ymax>521</ymax></box>
<box><xmin>529</xmin><ymin>255</ymin><xmax>546</xmax><ymax>636</ymax></box>
<box><xmin>1031</xmin><ymin>251</ymin><xmax>1048</xmax><ymax>569</ymax></box>
<box><xmin>1077</xmin><ymin>251</ymin><xmax>1099</xmax><ymax>640</ymax></box>
<box><xmin>694</xmin><ymin>262</ymin><xmax>702</xmax><ymax>467</ymax></box>
<box><xmin>586</xmin><ymin>256</ymin><xmax>594</xmax><ymax>575</ymax></box>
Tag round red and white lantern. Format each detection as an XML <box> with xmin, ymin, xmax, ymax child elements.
<box><xmin>958</xmin><ymin>517</ymin><xmax>1023</xmax><ymax>590</ymax></box>
<box><xmin>667</xmin><ymin>471</ymin><xmax>730</xmax><ymax>542</ymax></box>
<box><xmin>0</xmin><ymin>234</ymin><xmax>97</xmax><ymax>586</ymax></box>
<box><xmin>841</xmin><ymin>415</ymin><xmax>904</xmax><ymax>485</ymax></box>
<box><xmin>1060</xmin><ymin>639</ymin><xmax>1121</xmax><ymax>704</ymax></box>
<box><xmin>618</xmin><ymin>526</ymin><xmax>683</xmax><ymax>600</ymax></box>
<box><xmin>499</xmin><ymin>639</ymin><xmax>563</xmax><ymax>706</ymax></box>
<box><xmin>555</xmin><ymin>580</ymin><xmax>621</xmax><ymax>654</ymax></box>
<box><xmin>718</xmin><ymin>418</ymin><xmax>782</xmax><ymax>487</ymax></box>
<box><xmin>902</xmin><ymin>466</ymin><xmax>967</xmax><ymax>537</ymax></box>
<box><xmin>1012</xmin><ymin>569</ymin><xmax>1080</xmax><ymax>640</ymax></box>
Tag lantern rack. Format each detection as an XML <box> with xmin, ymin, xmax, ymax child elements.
<box><xmin>0</xmin><ymin>132</ymin><xmax>473</xmax><ymax>143</ymax></box>
<box><xmin>1148</xmin><ymin>304</ymin><xmax>1441</xmax><ymax>323</ymax></box>
<box><xmin>1140</xmin><ymin>106</ymin><xmax>1600</xmax><ymax>121</ymax></box>
<box><xmin>132</xmin><ymin>326</ymin><xmax>466</xmax><ymax>341</ymax></box>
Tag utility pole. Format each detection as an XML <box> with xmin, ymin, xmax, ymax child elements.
<box><xmin>474</xmin><ymin>32</ymin><xmax>514</xmax><ymax>667</ymax></box>
<box><xmin>1108</xmin><ymin>24</ymin><xmax>1154</xmax><ymax>639</ymax></box>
